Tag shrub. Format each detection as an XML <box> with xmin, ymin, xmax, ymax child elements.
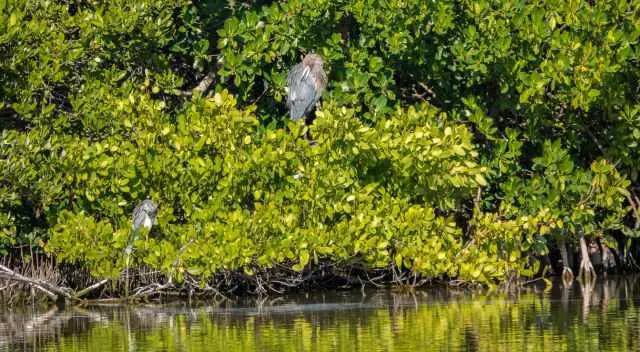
<box><xmin>1</xmin><ymin>0</ymin><xmax>638</xmax><ymax>290</ymax></box>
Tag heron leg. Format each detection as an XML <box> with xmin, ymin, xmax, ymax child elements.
<box><xmin>125</xmin><ymin>252</ymin><xmax>130</xmax><ymax>301</ymax></box>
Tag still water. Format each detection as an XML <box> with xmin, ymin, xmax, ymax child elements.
<box><xmin>1</xmin><ymin>278</ymin><xmax>639</xmax><ymax>351</ymax></box>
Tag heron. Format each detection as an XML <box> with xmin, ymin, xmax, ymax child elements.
<box><xmin>286</xmin><ymin>53</ymin><xmax>327</xmax><ymax>122</ymax></box>
<box><xmin>124</xmin><ymin>198</ymin><xmax>158</xmax><ymax>299</ymax></box>
<box><xmin>126</xmin><ymin>199</ymin><xmax>158</xmax><ymax>255</ymax></box>
<box><xmin>132</xmin><ymin>199</ymin><xmax>159</xmax><ymax>233</ymax></box>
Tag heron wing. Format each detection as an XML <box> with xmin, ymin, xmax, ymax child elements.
<box><xmin>286</xmin><ymin>63</ymin><xmax>319</xmax><ymax>121</ymax></box>
<box><xmin>132</xmin><ymin>204</ymin><xmax>147</xmax><ymax>230</ymax></box>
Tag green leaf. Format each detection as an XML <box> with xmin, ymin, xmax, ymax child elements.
<box><xmin>475</xmin><ymin>174</ymin><xmax>488</xmax><ymax>186</ymax></box>
<box><xmin>299</xmin><ymin>250</ymin><xmax>310</xmax><ymax>267</ymax></box>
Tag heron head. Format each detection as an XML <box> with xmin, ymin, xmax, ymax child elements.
<box><xmin>303</xmin><ymin>53</ymin><xmax>324</xmax><ymax>70</ymax></box>
<box><xmin>141</xmin><ymin>199</ymin><xmax>159</xmax><ymax>216</ymax></box>
<box><xmin>302</xmin><ymin>53</ymin><xmax>327</xmax><ymax>93</ymax></box>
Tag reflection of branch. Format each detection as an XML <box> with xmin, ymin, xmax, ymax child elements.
<box><xmin>71</xmin><ymin>306</ymin><xmax>105</xmax><ymax>323</ymax></box>
<box><xmin>578</xmin><ymin>278</ymin><xmax>595</xmax><ymax>322</ymax></box>
<box><xmin>561</xmin><ymin>280</ymin><xmax>570</xmax><ymax>312</ymax></box>
<box><xmin>602</xmin><ymin>279</ymin><xmax>611</xmax><ymax>312</ymax></box>
<box><xmin>23</xmin><ymin>307</ymin><xmax>58</xmax><ymax>332</ymax></box>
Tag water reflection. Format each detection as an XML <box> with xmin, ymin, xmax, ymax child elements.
<box><xmin>1</xmin><ymin>277</ymin><xmax>639</xmax><ymax>351</ymax></box>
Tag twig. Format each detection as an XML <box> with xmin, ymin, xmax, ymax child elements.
<box><xmin>248</xmin><ymin>85</ymin><xmax>269</xmax><ymax>105</ymax></box>
<box><xmin>271</xmin><ymin>280</ymin><xmax>302</xmax><ymax>287</ymax></box>
<box><xmin>178</xmin><ymin>66</ymin><xmax>220</xmax><ymax>96</ymax></box>
<box><xmin>364</xmin><ymin>271</ymin><xmax>385</xmax><ymax>287</ymax></box>
<box><xmin>521</xmin><ymin>277</ymin><xmax>546</xmax><ymax>285</ymax></box>
<box><xmin>172</xmin><ymin>238</ymin><xmax>195</xmax><ymax>269</ymax></box>
<box><xmin>0</xmin><ymin>282</ymin><xmax>19</xmax><ymax>291</ymax></box>
<box><xmin>456</xmin><ymin>239</ymin><xmax>476</xmax><ymax>259</ymax></box>
<box><xmin>418</xmin><ymin>82</ymin><xmax>436</xmax><ymax>97</ymax></box>
<box><xmin>412</xmin><ymin>91</ymin><xmax>427</xmax><ymax>101</ymax></box>
<box><xmin>585</xmin><ymin>128</ymin><xmax>605</xmax><ymax>154</ymax></box>
<box><xmin>448</xmin><ymin>279</ymin><xmax>469</xmax><ymax>287</ymax></box>
<box><xmin>627</xmin><ymin>189</ymin><xmax>640</xmax><ymax>229</ymax></box>
<box><xmin>194</xmin><ymin>71</ymin><xmax>216</xmax><ymax>94</ymax></box>
<box><xmin>474</xmin><ymin>187</ymin><xmax>482</xmax><ymax>211</ymax></box>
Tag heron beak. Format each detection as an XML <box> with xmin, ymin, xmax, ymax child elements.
<box><xmin>301</xmin><ymin>66</ymin><xmax>311</xmax><ymax>81</ymax></box>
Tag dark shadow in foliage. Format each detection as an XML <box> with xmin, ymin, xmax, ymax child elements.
<box><xmin>0</xmin><ymin>108</ymin><xmax>31</xmax><ymax>132</ymax></box>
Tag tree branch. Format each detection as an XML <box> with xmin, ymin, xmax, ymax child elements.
<box><xmin>74</xmin><ymin>279</ymin><xmax>108</xmax><ymax>299</ymax></box>
<box><xmin>0</xmin><ymin>265</ymin><xmax>70</xmax><ymax>301</ymax></box>
<box><xmin>194</xmin><ymin>71</ymin><xmax>216</xmax><ymax>94</ymax></box>
<box><xmin>178</xmin><ymin>67</ymin><xmax>220</xmax><ymax>97</ymax></box>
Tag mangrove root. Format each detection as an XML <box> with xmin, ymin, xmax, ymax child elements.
<box><xmin>578</xmin><ymin>235</ymin><xmax>596</xmax><ymax>282</ymax></box>
<box><xmin>0</xmin><ymin>264</ymin><xmax>108</xmax><ymax>303</ymax></box>
<box><xmin>559</xmin><ymin>238</ymin><xmax>573</xmax><ymax>285</ymax></box>
<box><xmin>562</xmin><ymin>267</ymin><xmax>574</xmax><ymax>286</ymax></box>
<box><xmin>0</xmin><ymin>264</ymin><xmax>71</xmax><ymax>302</ymax></box>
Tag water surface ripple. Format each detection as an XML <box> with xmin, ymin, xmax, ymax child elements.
<box><xmin>1</xmin><ymin>277</ymin><xmax>639</xmax><ymax>351</ymax></box>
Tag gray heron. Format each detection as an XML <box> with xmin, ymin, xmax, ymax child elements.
<box><xmin>124</xmin><ymin>198</ymin><xmax>158</xmax><ymax>299</ymax></box>
<box><xmin>132</xmin><ymin>199</ymin><xmax>159</xmax><ymax>232</ymax></box>
<box><xmin>126</xmin><ymin>199</ymin><xmax>158</xmax><ymax>254</ymax></box>
<box><xmin>286</xmin><ymin>53</ymin><xmax>327</xmax><ymax>121</ymax></box>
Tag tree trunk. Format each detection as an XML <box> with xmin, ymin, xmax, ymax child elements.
<box><xmin>559</xmin><ymin>238</ymin><xmax>573</xmax><ymax>285</ymax></box>
<box><xmin>578</xmin><ymin>234</ymin><xmax>596</xmax><ymax>282</ymax></box>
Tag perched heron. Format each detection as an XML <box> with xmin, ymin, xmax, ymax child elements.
<box><xmin>286</xmin><ymin>53</ymin><xmax>327</xmax><ymax>121</ymax></box>
<box><xmin>125</xmin><ymin>199</ymin><xmax>158</xmax><ymax>255</ymax></box>
<box><xmin>132</xmin><ymin>199</ymin><xmax>159</xmax><ymax>232</ymax></box>
<box><xmin>124</xmin><ymin>198</ymin><xmax>158</xmax><ymax>299</ymax></box>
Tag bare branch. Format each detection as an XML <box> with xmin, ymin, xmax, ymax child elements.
<box><xmin>74</xmin><ymin>279</ymin><xmax>108</xmax><ymax>299</ymax></box>
<box><xmin>178</xmin><ymin>65</ymin><xmax>221</xmax><ymax>97</ymax></box>
<box><xmin>585</xmin><ymin>129</ymin><xmax>605</xmax><ymax>154</ymax></box>
<box><xmin>194</xmin><ymin>71</ymin><xmax>216</xmax><ymax>94</ymax></box>
<box><xmin>0</xmin><ymin>265</ymin><xmax>69</xmax><ymax>301</ymax></box>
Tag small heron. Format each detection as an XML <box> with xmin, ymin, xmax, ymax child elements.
<box><xmin>132</xmin><ymin>199</ymin><xmax>159</xmax><ymax>232</ymax></box>
<box><xmin>127</xmin><ymin>199</ymin><xmax>158</xmax><ymax>254</ymax></box>
<box><xmin>124</xmin><ymin>198</ymin><xmax>158</xmax><ymax>299</ymax></box>
<box><xmin>286</xmin><ymin>53</ymin><xmax>327</xmax><ymax>121</ymax></box>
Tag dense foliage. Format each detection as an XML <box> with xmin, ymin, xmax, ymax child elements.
<box><xmin>1</xmin><ymin>0</ymin><xmax>639</xmax><ymax>292</ymax></box>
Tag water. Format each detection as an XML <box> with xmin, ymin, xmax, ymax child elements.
<box><xmin>1</xmin><ymin>278</ymin><xmax>639</xmax><ymax>351</ymax></box>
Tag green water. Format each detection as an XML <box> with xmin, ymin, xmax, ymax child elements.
<box><xmin>1</xmin><ymin>278</ymin><xmax>639</xmax><ymax>351</ymax></box>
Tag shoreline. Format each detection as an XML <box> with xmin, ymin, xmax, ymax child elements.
<box><xmin>1</xmin><ymin>253</ymin><xmax>639</xmax><ymax>306</ymax></box>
